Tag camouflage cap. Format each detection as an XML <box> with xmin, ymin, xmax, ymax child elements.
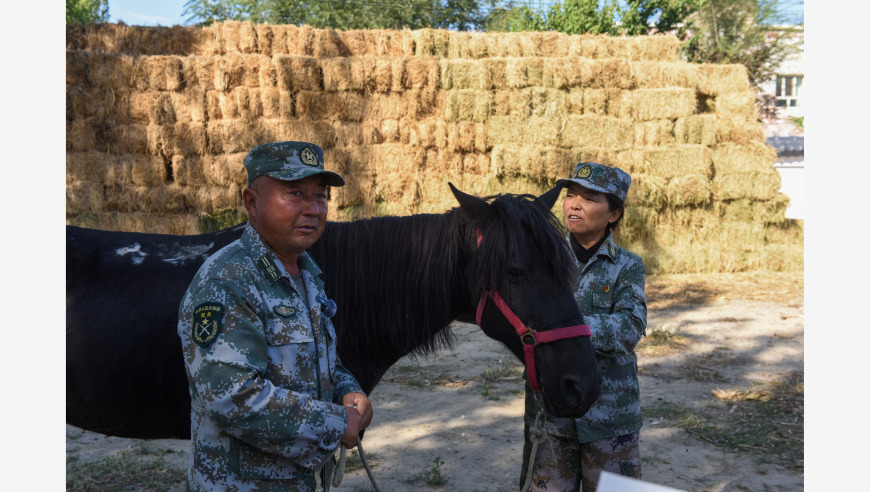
<box><xmin>556</xmin><ymin>162</ymin><xmax>631</xmax><ymax>203</ymax></box>
<box><xmin>244</xmin><ymin>141</ymin><xmax>345</xmax><ymax>187</ymax></box>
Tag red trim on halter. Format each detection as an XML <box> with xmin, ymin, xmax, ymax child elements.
<box><xmin>474</xmin><ymin>228</ymin><xmax>591</xmax><ymax>392</ymax></box>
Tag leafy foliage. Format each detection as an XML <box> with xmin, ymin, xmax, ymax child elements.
<box><xmin>484</xmin><ymin>0</ymin><xmax>695</xmax><ymax>35</ymax></box>
<box><xmin>682</xmin><ymin>0</ymin><xmax>803</xmax><ymax>88</ymax></box>
<box><xmin>183</xmin><ymin>0</ymin><xmax>493</xmax><ymax>30</ymax></box>
<box><xmin>66</xmin><ymin>0</ymin><xmax>109</xmax><ymax>24</ymax></box>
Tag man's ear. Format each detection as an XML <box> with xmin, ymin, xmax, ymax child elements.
<box><xmin>243</xmin><ymin>187</ymin><xmax>257</xmax><ymax>221</ymax></box>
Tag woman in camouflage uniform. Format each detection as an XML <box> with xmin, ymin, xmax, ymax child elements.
<box><xmin>520</xmin><ymin>162</ymin><xmax>647</xmax><ymax>492</ymax></box>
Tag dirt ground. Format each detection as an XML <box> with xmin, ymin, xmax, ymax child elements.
<box><xmin>66</xmin><ymin>272</ymin><xmax>804</xmax><ymax>492</ymax></box>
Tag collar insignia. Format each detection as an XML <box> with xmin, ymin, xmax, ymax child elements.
<box><xmin>193</xmin><ymin>302</ymin><xmax>224</xmax><ymax>347</ymax></box>
<box><xmin>258</xmin><ymin>255</ymin><xmax>281</xmax><ymax>281</ymax></box>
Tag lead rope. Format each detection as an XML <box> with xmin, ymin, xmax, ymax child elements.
<box><xmin>330</xmin><ymin>437</ymin><xmax>381</xmax><ymax>492</ymax></box>
<box><xmin>521</xmin><ymin>393</ymin><xmax>557</xmax><ymax>492</ymax></box>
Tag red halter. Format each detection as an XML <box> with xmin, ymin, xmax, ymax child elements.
<box><xmin>474</xmin><ymin>229</ymin><xmax>591</xmax><ymax>392</ymax></box>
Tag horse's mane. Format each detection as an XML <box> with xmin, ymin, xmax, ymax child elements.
<box><xmin>472</xmin><ymin>193</ymin><xmax>579</xmax><ymax>298</ymax></box>
<box><xmin>316</xmin><ymin>211</ymin><xmax>465</xmax><ymax>359</ymax></box>
<box><xmin>314</xmin><ymin>193</ymin><xmax>577</xmax><ymax>363</ymax></box>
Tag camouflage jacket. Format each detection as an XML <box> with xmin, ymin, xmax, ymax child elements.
<box><xmin>177</xmin><ymin>223</ymin><xmax>363</xmax><ymax>491</ymax></box>
<box><xmin>526</xmin><ymin>232</ymin><xmax>647</xmax><ymax>443</ymax></box>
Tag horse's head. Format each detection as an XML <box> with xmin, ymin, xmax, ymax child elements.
<box><xmin>450</xmin><ymin>183</ymin><xmax>602</xmax><ymax>419</ymax></box>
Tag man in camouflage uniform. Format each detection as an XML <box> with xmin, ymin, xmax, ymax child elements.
<box><xmin>520</xmin><ymin>162</ymin><xmax>647</xmax><ymax>492</ymax></box>
<box><xmin>177</xmin><ymin>141</ymin><xmax>373</xmax><ymax>491</ymax></box>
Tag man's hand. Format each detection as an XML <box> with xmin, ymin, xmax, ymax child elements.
<box><xmin>340</xmin><ymin>392</ymin><xmax>373</xmax><ymax>448</ymax></box>
<box><xmin>341</xmin><ymin>404</ymin><xmax>362</xmax><ymax>448</ymax></box>
<box><xmin>343</xmin><ymin>392</ymin><xmax>373</xmax><ymax>429</ymax></box>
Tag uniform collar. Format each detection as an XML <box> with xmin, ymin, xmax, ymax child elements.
<box><xmin>567</xmin><ymin>231</ymin><xmax>617</xmax><ymax>263</ymax></box>
<box><xmin>241</xmin><ymin>222</ymin><xmax>322</xmax><ymax>285</ymax></box>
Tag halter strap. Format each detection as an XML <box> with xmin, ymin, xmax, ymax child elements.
<box><xmin>474</xmin><ymin>228</ymin><xmax>591</xmax><ymax>392</ymax></box>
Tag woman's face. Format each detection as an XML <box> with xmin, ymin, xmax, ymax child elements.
<box><xmin>562</xmin><ymin>183</ymin><xmax>621</xmax><ymax>244</ymax></box>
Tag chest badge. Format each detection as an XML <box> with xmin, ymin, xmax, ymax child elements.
<box><xmin>604</xmin><ymin>285</ymin><xmax>610</xmax><ymax>293</ymax></box>
<box><xmin>193</xmin><ymin>302</ymin><xmax>224</xmax><ymax>347</ymax></box>
<box><xmin>274</xmin><ymin>305</ymin><xmax>297</xmax><ymax>317</ymax></box>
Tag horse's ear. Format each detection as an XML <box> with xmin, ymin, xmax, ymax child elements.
<box><xmin>449</xmin><ymin>182</ymin><xmax>496</xmax><ymax>225</ymax></box>
<box><xmin>536</xmin><ymin>183</ymin><xmax>564</xmax><ymax>210</ymax></box>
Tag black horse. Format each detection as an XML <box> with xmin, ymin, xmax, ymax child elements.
<box><xmin>66</xmin><ymin>184</ymin><xmax>601</xmax><ymax>439</ymax></box>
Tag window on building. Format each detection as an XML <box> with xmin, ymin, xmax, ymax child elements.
<box><xmin>776</xmin><ymin>75</ymin><xmax>803</xmax><ymax>107</ymax></box>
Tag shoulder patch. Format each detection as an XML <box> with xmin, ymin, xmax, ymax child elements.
<box><xmin>193</xmin><ymin>302</ymin><xmax>224</xmax><ymax>347</ymax></box>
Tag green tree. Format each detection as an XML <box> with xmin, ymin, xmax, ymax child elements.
<box><xmin>66</xmin><ymin>0</ymin><xmax>110</xmax><ymax>24</ymax></box>
<box><xmin>183</xmin><ymin>0</ymin><xmax>491</xmax><ymax>30</ymax></box>
<box><xmin>682</xmin><ymin>0</ymin><xmax>802</xmax><ymax>88</ymax></box>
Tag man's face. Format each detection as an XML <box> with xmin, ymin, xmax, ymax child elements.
<box><xmin>244</xmin><ymin>175</ymin><xmax>329</xmax><ymax>258</ymax></box>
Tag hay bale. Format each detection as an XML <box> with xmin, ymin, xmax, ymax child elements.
<box><xmin>712</xmin><ymin>169</ymin><xmax>782</xmax><ymax>201</ymax></box>
<box><xmin>67</xmin><ymin>120</ymin><xmax>96</xmax><ymax>152</ymax></box>
<box><xmin>257</xmin><ymin>119</ymin><xmax>338</xmax><ymax>149</ymax></box>
<box><xmin>408</xmin><ymin>118</ymin><xmax>448</xmax><ymax>149</ymax></box>
<box><xmin>104</xmin><ymin>183</ymin><xmax>190</xmax><ymax>213</ymax></box>
<box><xmin>322</xmin><ymin>57</ymin><xmax>361</xmax><ymax>92</ymax></box>
<box><xmin>82</xmin><ymin>53</ymin><xmax>136</xmax><ymax>90</ymax></box>
<box><xmin>643</xmin><ymin>145</ymin><xmax>713</xmax><ymax>179</ymax></box>
<box><xmin>581</xmin><ymin>88</ymin><xmax>625</xmax><ymax>115</ymax></box>
<box><xmin>696</xmin><ymin>64</ymin><xmax>752</xmax><ymax>96</ymax></box>
<box><xmin>447</xmin><ymin>121</ymin><xmax>487</xmax><ymax>153</ymax></box>
<box><xmin>579</xmin><ymin>58</ymin><xmax>633</xmax><ymax>89</ymax></box>
<box><xmin>718</xmin><ymin>196</ymin><xmax>790</xmax><ymax>225</ymax></box>
<box><xmin>490</xmin><ymin>144</ymin><xmax>573</xmax><ymax>180</ymax></box>
<box><xmin>68</xmin><ymin>86</ymin><xmax>126</xmax><ymax>121</ymax></box>
<box><xmin>186</xmin><ymin>183</ymin><xmax>244</xmax><ymax>210</ymax></box>
<box><xmin>716</xmin><ymin>115</ymin><xmax>765</xmax><ymax>144</ymax></box>
<box><xmin>674</xmin><ymin>114</ymin><xmax>718</xmax><ymax>146</ymax></box>
<box><xmin>561</xmin><ymin>115</ymin><xmax>633</xmax><ymax>149</ymax></box>
<box><xmin>488</xmin><ymin>116</ymin><xmax>562</xmax><ymax>147</ymax></box>
<box><xmin>444</xmin><ymin>90</ymin><xmax>491</xmax><ymax>122</ymax></box>
<box><xmin>206</xmin><ymin>119</ymin><xmax>263</xmax><ymax>154</ymax></box>
<box><xmin>412</xmin><ymin>28</ymin><xmax>450</xmax><ymax>57</ymax></box>
<box><xmin>626</xmin><ymin>173</ymin><xmax>666</xmax><ymax>209</ymax></box>
<box><xmin>491</xmin><ymin>88</ymin><xmax>566</xmax><ymax>119</ymax></box>
<box><xmin>505</xmin><ymin>57</ymin><xmax>547</xmax><ymax>88</ymax></box>
<box><xmin>440</xmin><ymin>59</ymin><xmax>486</xmax><ymax>90</ymax></box>
<box><xmin>275</xmin><ymin>56</ymin><xmax>322</xmax><ymax>92</ymax></box>
<box><xmin>548</xmin><ymin>57</ymin><xmax>584</xmax><ymax>89</ymax></box>
<box><xmin>714</xmin><ymin>90</ymin><xmax>758</xmax><ymax>118</ymax></box>
<box><xmin>665</xmin><ymin>174</ymin><xmax>712</xmax><ymax>207</ymax></box>
<box><xmin>631</xmin><ymin>61</ymin><xmax>699</xmax><ymax>88</ymax></box>
<box><xmin>110</xmin><ymin>124</ymin><xmax>150</xmax><ymax>154</ymax></box>
<box><xmin>146</xmin><ymin>122</ymin><xmax>208</xmax><ymax>156</ymax></box>
<box><xmin>615</xmin><ymin>205</ymin><xmax>659</xmax><ymax>241</ymax></box>
<box><xmin>633</xmin><ymin>120</ymin><xmax>676</xmax><ymax>147</ymax></box>
<box><xmin>711</xmin><ymin>141</ymin><xmax>778</xmax><ymax>173</ymax></box>
<box><xmin>296</xmin><ymin>91</ymin><xmax>367</xmax><ymax>121</ymax></box>
<box><xmin>488</xmin><ymin>32</ymin><xmax>540</xmax><ymax>58</ymax></box>
<box><xmin>67</xmin><ymin>152</ymin><xmax>109</xmax><ymax>184</ymax></box>
<box><xmin>66</xmin><ymin>180</ymin><xmax>105</xmax><ymax>215</ymax></box>
<box><xmin>615</xmin><ymin>88</ymin><xmax>696</xmax><ymax>121</ymax></box>
<box><xmin>254</xmin><ymin>24</ymin><xmax>274</xmax><ymax>56</ymax></box>
<box><xmin>611</xmin><ymin>36</ymin><xmax>681</xmax><ymax>62</ymax></box>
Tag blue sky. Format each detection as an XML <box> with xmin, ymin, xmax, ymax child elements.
<box><xmin>108</xmin><ymin>0</ymin><xmax>805</xmax><ymax>27</ymax></box>
<box><xmin>109</xmin><ymin>0</ymin><xmax>189</xmax><ymax>26</ymax></box>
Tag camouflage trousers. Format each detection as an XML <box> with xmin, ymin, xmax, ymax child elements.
<box><xmin>519</xmin><ymin>426</ymin><xmax>641</xmax><ymax>492</ymax></box>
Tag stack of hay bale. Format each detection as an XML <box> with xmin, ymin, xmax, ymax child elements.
<box><xmin>66</xmin><ymin>21</ymin><xmax>801</xmax><ymax>273</ymax></box>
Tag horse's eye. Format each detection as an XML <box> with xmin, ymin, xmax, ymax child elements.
<box><xmin>507</xmin><ymin>267</ymin><xmax>527</xmax><ymax>283</ymax></box>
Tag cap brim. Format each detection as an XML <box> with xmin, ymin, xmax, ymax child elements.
<box><xmin>555</xmin><ymin>177</ymin><xmax>610</xmax><ymax>195</ymax></box>
<box><xmin>268</xmin><ymin>168</ymin><xmax>346</xmax><ymax>187</ymax></box>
